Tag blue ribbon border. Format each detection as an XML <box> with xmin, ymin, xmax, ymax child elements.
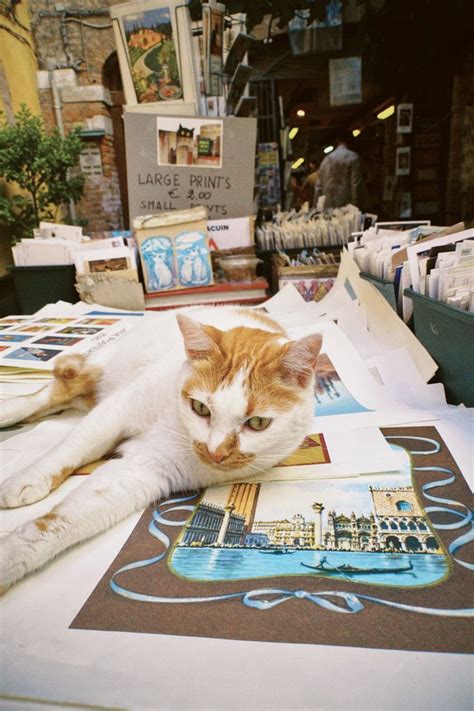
<box><xmin>109</xmin><ymin>434</ymin><xmax>473</xmax><ymax>617</ymax></box>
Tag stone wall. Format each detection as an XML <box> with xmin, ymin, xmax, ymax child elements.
<box><xmin>30</xmin><ymin>0</ymin><xmax>125</xmax><ymax>232</ymax></box>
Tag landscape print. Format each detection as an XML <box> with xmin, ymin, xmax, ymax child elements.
<box><xmin>169</xmin><ymin>449</ymin><xmax>447</xmax><ymax>588</ymax></box>
<box><xmin>122</xmin><ymin>6</ymin><xmax>182</xmax><ymax>103</ymax></box>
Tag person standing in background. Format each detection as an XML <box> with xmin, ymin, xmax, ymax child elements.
<box><xmin>314</xmin><ymin>130</ymin><xmax>363</xmax><ymax>208</ymax></box>
<box><xmin>300</xmin><ymin>156</ymin><xmax>320</xmax><ymax>206</ymax></box>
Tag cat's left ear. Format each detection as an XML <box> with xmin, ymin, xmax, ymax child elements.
<box><xmin>280</xmin><ymin>333</ymin><xmax>323</xmax><ymax>387</ymax></box>
<box><xmin>177</xmin><ymin>314</ymin><xmax>222</xmax><ymax>361</ymax></box>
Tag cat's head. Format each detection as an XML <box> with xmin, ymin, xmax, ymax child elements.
<box><xmin>176</xmin><ymin>314</ymin><xmax>322</xmax><ymax>481</ymax></box>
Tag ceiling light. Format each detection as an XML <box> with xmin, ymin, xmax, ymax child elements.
<box><xmin>323</xmin><ymin>145</ymin><xmax>334</xmax><ymax>154</ymax></box>
<box><xmin>289</xmin><ymin>127</ymin><xmax>299</xmax><ymax>140</ymax></box>
<box><xmin>352</xmin><ymin>129</ymin><xmax>361</xmax><ymax>137</ymax></box>
<box><xmin>296</xmin><ymin>109</ymin><xmax>305</xmax><ymax>117</ymax></box>
<box><xmin>291</xmin><ymin>157</ymin><xmax>304</xmax><ymax>169</ymax></box>
<box><xmin>377</xmin><ymin>105</ymin><xmax>395</xmax><ymax>120</ymax></box>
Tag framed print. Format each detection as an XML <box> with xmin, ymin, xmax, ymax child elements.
<box><xmin>111</xmin><ymin>0</ymin><xmax>200</xmax><ymax>112</ymax></box>
<box><xmin>397</xmin><ymin>103</ymin><xmax>413</xmax><ymax>133</ymax></box>
<box><xmin>202</xmin><ymin>0</ymin><xmax>225</xmax><ymax>96</ymax></box>
<box><xmin>396</xmin><ymin>146</ymin><xmax>411</xmax><ymax>176</ymax></box>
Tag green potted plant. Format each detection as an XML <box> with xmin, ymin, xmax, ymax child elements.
<box><xmin>0</xmin><ymin>105</ymin><xmax>85</xmax><ymax>313</ymax></box>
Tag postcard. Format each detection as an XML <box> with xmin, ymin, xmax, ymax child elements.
<box><xmin>58</xmin><ymin>327</ymin><xmax>103</xmax><ymax>336</ymax></box>
<box><xmin>17</xmin><ymin>325</ymin><xmax>54</xmax><ymax>333</ymax></box>
<box><xmin>0</xmin><ymin>333</ymin><xmax>31</xmax><ymax>343</ymax></box>
<box><xmin>7</xmin><ymin>346</ymin><xmax>60</xmax><ymax>362</ymax></box>
<box><xmin>32</xmin><ymin>336</ymin><xmax>84</xmax><ymax>347</ymax></box>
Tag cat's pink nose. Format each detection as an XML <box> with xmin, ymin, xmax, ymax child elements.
<box><xmin>208</xmin><ymin>448</ymin><xmax>225</xmax><ymax>463</ymax></box>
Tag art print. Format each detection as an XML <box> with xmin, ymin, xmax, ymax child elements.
<box><xmin>396</xmin><ymin>146</ymin><xmax>411</xmax><ymax>176</ymax></box>
<box><xmin>158</xmin><ymin>117</ymin><xmax>223</xmax><ymax>168</ymax></box>
<box><xmin>169</xmin><ymin>462</ymin><xmax>446</xmax><ymax>588</ymax></box>
<box><xmin>87</xmin><ymin>257</ymin><xmax>130</xmax><ymax>273</ymax></box>
<box><xmin>78</xmin><ymin>318</ymin><xmax>120</xmax><ymax>326</ymax></box>
<box><xmin>58</xmin><ymin>327</ymin><xmax>103</xmax><ymax>336</ymax></box>
<box><xmin>140</xmin><ymin>236</ymin><xmax>176</xmax><ymax>292</ymax></box>
<box><xmin>278</xmin><ymin>276</ymin><xmax>335</xmax><ymax>303</ymax></box>
<box><xmin>314</xmin><ymin>353</ymin><xmax>369</xmax><ymax>416</ymax></box>
<box><xmin>7</xmin><ymin>346</ymin><xmax>59</xmax><ymax>362</ymax></box>
<box><xmin>0</xmin><ymin>317</ymin><xmax>29</xmax><ymax>325</ymax></box>
<box><xmin>397</xmin><ymin>103</ymin><xmax>413</xmax><ymax>134</ymax></box>
<box><xmin>32</xmin><ymin>336</ymin><xmax>83</xmax><ymax>347</ymax></box>
<box><xmin>122</xmin><ymin>6</ymin><xmax>182</xmax><ymax>104</ymax></box>
<box><xmin>35</xmin><ymin>318</ymin><xmax>77</xmax><ymax>324</ymax></box>
<box><xmin>0</xmin><ymin>333</ymin><xmax>30</xmax><ymax>343</ymax></box>
<box><xmin>111</xmin><ymin>0</ymin><xmax>199</xmax><ymax>112</ymax></box>
<box><xmin>175</xmin><ymin>231</ymin><xmax>213</xmax><ymax>287</ymax></box>
<box><xmin>72</xmin><ymin>426</ymin><xmax>474</xmax><ymax>654</ymax></box>
<box><xmin>203</xmin><ymin>1</ymin><xmax>225</xmax><ymax>96</ymax></box>
<box><xmin>17</xmin><ymin>325</ymin><xmax>54</xmax><ymax>333</ymax></box>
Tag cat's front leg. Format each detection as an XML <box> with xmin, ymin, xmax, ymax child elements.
<box><xmin>0</xmin><ymin>450</ymin><xmax>174</xmax><ymax>592</ymax></box>
<box><xmin>0</xmin><ymin>391</ymin><xmax>133</xmax><ymax>508</ymax></box>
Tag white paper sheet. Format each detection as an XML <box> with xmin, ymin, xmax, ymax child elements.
<box><xmin>243</xmin><ymin>427</ymin><xmax>403</xmax><ymax>483</ymax></box>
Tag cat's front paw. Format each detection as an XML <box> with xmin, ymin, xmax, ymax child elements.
<box><xmin>0</xmin><ymin>471</ymin><xmax>50</xmax><ymax>508</ymax></box>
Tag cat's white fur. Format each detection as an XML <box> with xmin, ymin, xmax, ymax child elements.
<box><xmin>0</xmin><ymin>306</ymin><xmax>321</xmax><ymax>591</ymax></box>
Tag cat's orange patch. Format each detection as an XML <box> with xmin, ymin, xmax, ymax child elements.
<box><xmin>236</xmin><ymin>308</ymin><xmax>287</xmax><ymax>335</ymax></box>
<box><xmin>193</xmin><ymin>438</ymin><xmax>255</xmax><ymax>470</ymax></box>
<box><xmin>50</xmin><ymin>466</ymin><xmax>75</xmax><ymax>491</ymax></box>
<box><xmin>35</xmin><ymin>512</ymin><xmax>60</xmax><ymax>533</ymax></box>
<box><xmin>51</xmin><ymin>354</ymin><xmax>102</xmax><ymax>409</ymax></box>
<box><xmin>183</xmin><ymin>326</ymin><xmax>302</xmax><ymax>414</ymax></box>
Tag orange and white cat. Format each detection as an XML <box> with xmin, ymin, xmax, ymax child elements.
<box><xmin>0</xmin><ymin>306</ymin><xmax>322</xmax><ymax>591</ymax></box>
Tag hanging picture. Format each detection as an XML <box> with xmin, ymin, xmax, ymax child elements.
<box><xmin>397</xmin><ymin>103</ymin><xmax>414</xmax><ymax>134</ymax></box>
<box><xmin>329</xmin><ymin>57</ymin><xmax>362</xmax><ymax>106</ymax></box>
<box><xmin>396</xmin><ymin>146</ymin><xmax>411</xmax><ymax>176</ymax></box>
<box><xmin>202</xmin><ymin>0</ymin><xmax>225</xmax><ymax>96</ymax></box>
<box><xmin>111</xmin><ymin>0</ymin><xmax>199</xmax><ymax>111</ymax></box>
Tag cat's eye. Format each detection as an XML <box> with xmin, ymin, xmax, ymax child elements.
<box><xmin>191</xmin><ymin>399</ymin><xmax>210</xmax><ymax>417</ymax></box>
<box><xmin>246</xmin><ymin>416</ymin><xmax>272</xmax><ymax>431</ymax></box>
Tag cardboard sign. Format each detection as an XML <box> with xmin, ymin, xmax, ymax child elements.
<box><xmin>124</xmin><ymin>112</ymin><xmax>257</xmax><ymax>220</ymax></box>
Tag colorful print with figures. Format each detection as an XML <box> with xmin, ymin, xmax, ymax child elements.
<box><xmin>141</xmin><ymin>236</ymin><xmax>176</xmax><ymax>292</ymax></box>
<box><xmin>123</xmin><ymin>7</ymin><xmax>182</xmax><ymax>104</ymax></box>
<box><xmin>71</xmin><ymin>427</ymin><xmax>473</xmax><ymax>654</ymax></box>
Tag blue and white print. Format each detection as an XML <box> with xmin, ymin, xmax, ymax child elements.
<box><xmin>141</xmin><ymin>236</ymin><xmax>176</xmax><ymax>292</ymax></box>
<box><xmin>175</xmin><ymin>231</ymin><xmax>212</xmax><ymax>287</ymax></box>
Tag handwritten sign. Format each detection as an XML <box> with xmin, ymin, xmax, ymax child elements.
<box><xmin>124</xmin><ymin>112</ymin><xmax>257</xmax><ymax>220</ymax></box>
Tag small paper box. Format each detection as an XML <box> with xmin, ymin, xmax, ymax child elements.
<box><xmin>134</xmin><ymin>207</ymin><xmax>214</xmax><ymax>293</ymax></box>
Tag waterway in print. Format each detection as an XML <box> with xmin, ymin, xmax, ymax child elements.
<box><xmin>169</xmin><ymin>548</ymin><xmax>448</xmax><ymax>588</ymax></box>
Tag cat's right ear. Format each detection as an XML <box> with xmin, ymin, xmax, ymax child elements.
<box><xmin>176</xmin><ymin>314</ymin><xmax>222</xmax><ymax>360</ymax></box>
